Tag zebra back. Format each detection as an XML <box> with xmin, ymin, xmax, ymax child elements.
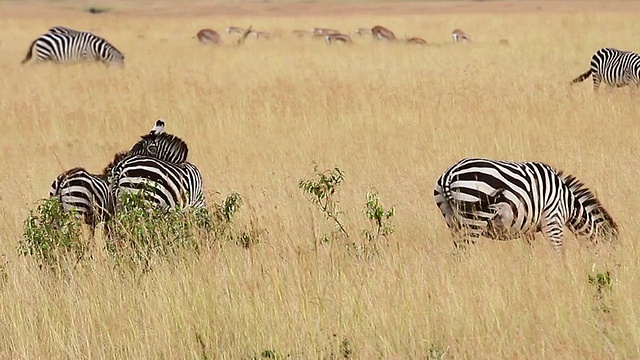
<box><xmin>110</xmin><ymin>155</ymin><xmax>206</xmax><ymax>210</ymax></box>
<box><xmin>50</xmin><ymin>167</ymin><xmax>114</xmax><ymax>227</ymax></box>
<box><xmin>128</xmin><ymin>132</ymin><xmax>189</xmax><ymax>164</ymax></box>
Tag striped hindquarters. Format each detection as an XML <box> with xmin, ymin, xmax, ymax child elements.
<box><xmin>574</xmin><ymin>47</ymin><xmax>640</xmax><ymax>89</ymax></box>
<box><xmin>49</xmin><ymin>167</ymin><xmax>114</xmax><ymax>227</ymax></box>
<box><xmin>111</xmin><ymin>155</ymin><xmax>206</xmax><ymax>210</ymax></box>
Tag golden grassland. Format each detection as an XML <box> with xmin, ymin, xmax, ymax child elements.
<box><xmin>1</xmin><ymin>3</ymin><xmax>640</xmax><ymax>358</ymax></box>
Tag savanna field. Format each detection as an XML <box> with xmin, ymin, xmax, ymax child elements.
<box><xmin>1</xmin><ymin>0</ymin><xmax>640</xmax><ymax>358</ymax></box>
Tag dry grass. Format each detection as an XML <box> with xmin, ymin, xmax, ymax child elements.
<box><xmin>1</xmin><ymin>2</ymin><xmax>640</xmax><ymax>358</ymax></box>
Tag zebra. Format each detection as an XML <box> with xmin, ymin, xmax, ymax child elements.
<box><xmin>49</xmin><ymin>167</ymin><xmax>115</xmax><ymax>237</ymax></box>
<box><xmin>434</xmin><ymin>157</ymin><xmax>618</xmax><ymax>252</ymax></box>
<box><xmin>105</xmin><ymin>131</ymin><xmax>205</xmax><ymax>211</ymax></box>
<box><xmin>107</xmin><ymin>154</ymin><xmax>206</xmax><ymax>211</ymax></box>
<box><xmin>571</xmin><ymin>47</ymin><xmax>640</xmax><ymax>90</ymax></box>
<box><xmin>21</xmin><ymin>27</ymin><xmax>124</xmax><ymax>67</ymax></box>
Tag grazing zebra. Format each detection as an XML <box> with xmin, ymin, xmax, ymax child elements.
<box><xmin>434</xmin><ymin>157</ymin><xmax>618</xmax><ymax>251</ymax></box>
<box><xmin>571</xmin><ymin>47</ymin><xmax>640</xmax><ymax>90</ymax></box>
<box><xmin>21</xmin><ymin>27</ymin><xmax>124</xmax><ymax>67</ymax></box>
<box><xmin>49</xmin><ymin>167</ymin><xmax>114</xmax><ymax>237</ymax></box>
<box><xmin>107</xmin><ymin>154</ymin><xmax>206</xmax><ymax>211</ymax></box>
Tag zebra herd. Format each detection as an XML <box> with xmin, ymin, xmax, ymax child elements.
<box><xmin>49</xmin><ymin>120</ymin><xmax>206</xmax><ymax>237</ymax></box>
<box><xmin>48</xmin><ymin>122</ymin><xmax>618</xmax><ymax>252</ymax></box>
<box><xmin>29</xmin><ymin>24</ymin><xmax>625</xmax><ymax>252</ymax></box>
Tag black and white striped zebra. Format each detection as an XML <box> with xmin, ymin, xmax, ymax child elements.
<box><xmin>105</xmin><ymin>132</ymin><xmax>206</xmax><ymax>211</ymax></box>
<box><xmin>21</xmin><ymin>27</ymin><xmax>124</xmax><ymax>67</ymax></box>
<box><xmin>434</xmin><ymin>157</ymin><xmax>618</xmax><ymax>251</ymax></box>
<box><xmin>49</xmin><ymin>167</ymin><xmax>115</xmax><ymax>236</ymax></box>
<box><xmin>571</xmin><ymin>47</ymin><xmax>640</xmax><ymax>90</ymax></box>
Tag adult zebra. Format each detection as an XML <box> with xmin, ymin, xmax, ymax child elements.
<box><xmin>571</xmin><ymin>47</ymin><xmax>640</xmax><ymax>90</ymax></box>
<box><xmin>21</xmin><ymin>26</ymin><xmax>124</xmax><ymax>67</ymax></box>
<box><xmin>434</xmin><ymin>157</ymin><xmax>618</xmax><ymax>251</ymax></box>
<box><xmin>105</xmin><ymin>132</ymin><xmax>206</xmax><ymax>211</ymax></box>
<box><xmin>49</xmin><ymin>167</ymin><xmax>115</xmax><ymax>237</ymax></box>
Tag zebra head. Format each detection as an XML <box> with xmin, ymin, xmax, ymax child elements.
<box><xmin>560</xmin><ymin>173</ymin><xmax>619</xmax><ymax>243</ymax></box>
<box><xmin>128</xmin><ymin>132</ymin><xmax>189</xmax><ymax>164</ymax></box>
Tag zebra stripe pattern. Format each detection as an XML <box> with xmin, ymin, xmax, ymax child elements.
<box><xmin>49</xmin><ymin>167</ymin><xmax>114</xmax><ymax>236</ymax></box>
<box><xmin>108</xmin><ymin>155</ymin><xmax>206</xmax><ymax>210</ymax></box>
<box><xmin>127</xmin><ymin>132</ymin><xmax>189</xmax><ymax>164</ymax></box>
<box><xmin>434</xmin><ymin>157</ymin><xmax>618</xmax><ymax>251</ymax></box>
<box><xmin>21</xmin><ymin>27</ymin><xmax>124</xmax><ymax>67</ymax></box>
<box><xmin>571</xmin><ymin>47</ymin><xmax>640</xmax><ymax>90</ymax></box>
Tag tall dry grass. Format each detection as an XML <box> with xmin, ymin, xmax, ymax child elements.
<box><xmin>0</xmin><ymin>6</ymin><xmax>640</xmax><ymax>359</ymax></box>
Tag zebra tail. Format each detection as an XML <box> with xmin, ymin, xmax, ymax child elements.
<box><xmin>571</xmin><ymin>69</ymin><xmax>592</xmax><ymax>84</ymax></box>
<box><xmin>21</xmin><ymin>38</ymin><xmax>38</xmax><ymax>64</ymax></box>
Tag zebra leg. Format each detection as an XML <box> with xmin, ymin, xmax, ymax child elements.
<box><xmin>524</xmin><ymin>233</ymin><xmax>535</xmax><ymax>246</ymax></box>
<box><xmin>592</xmin><ymin>75</ymin><xmax>602</xmax><ymax>91</ymax></box>
<box><xmin>541</xmin><ymin>220</ymin><xmax>564</xmax><ymax>253</ymax></box>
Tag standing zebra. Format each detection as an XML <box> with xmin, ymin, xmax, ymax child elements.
<box><xmin>107</xmin><ymin>155</ymin><xmax>206</xmax><ymax>211</ymax></box>
<box><xmin>434</xmin><ymin>157</ymin><xmax>618</xmax><ymax>251</ymax></box>
<box><xmin>22</xmin><ymin>27</ymin><xmax>124</xmax><ymax>67</ymax></box>
<box><xmin>105</xmin><ymin>131</ymin><xmax>205</xmax><ymax>211</ymax></box>
<box><xmin>49</xmin><ymin>167</ymin><xmax>115</xmax><ymax>237</ymax></box>
<box><xmin>571</xmin><ymin>47</ymin><xmax>640</xmax><ymax>90</ymax></box>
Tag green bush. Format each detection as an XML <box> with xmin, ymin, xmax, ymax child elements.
<box><xmin>19</xmin><ymin>198</ymin><xmax>87</xmax><ymax>271</ymax></box>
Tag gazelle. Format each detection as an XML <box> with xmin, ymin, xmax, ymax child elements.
<box><xmin>226</xmin><ymin>26</ymin><xmax>247</xmax><ymax>35</ymax></box>
<box><xmin>325</xmin><ymin>33</ymin><xmax>353</xmax><ymax>45</ymax></box>
<box><xmin>355</xmin><ymin>28</ymin><xmax>372</xmax><ymax>36</ymax></box>
<box><xmin>371</xmin><ymin>25</ymin><xmax>396</xmax><ymax>41</ymax></box>
<box><xmin>250</xmin><ymin>31</ymin><xmax>271</xmax><ymax>39</ymax></box>
<box><xmin>407</xmin><ymin>37</ymin><xmax>427</xmax><ymax>46</ymax></box>
<box><xmin>452</xmin><ymin>29</ymin><xmax>471</xmax><ymax>43</ymax></box>
<box><xmin>312</xmin><ymin>28</ymin><xmax>340</xmax><ymax>36</ymax></box>
<box><xmin>196</xmin><ymin>29</ymin><xmax>223</xmax><ymax>45</ymax></box>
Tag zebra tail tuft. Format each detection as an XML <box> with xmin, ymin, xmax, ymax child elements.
<box><xmin>571</xmin><ymin>69</ymin><xmax>592</xmax><ymax>84</ymax></box>
<box><xmin>21</xmin><ymin>38</ymin><xmax>38</xmax><ymax>65</ymax></box>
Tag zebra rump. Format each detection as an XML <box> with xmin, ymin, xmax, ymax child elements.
<box><xmin>49</xmin><ymin>167</ymin><xmax>114</xmax><ymax>233</ymax></box>
<box><xmin>108</xmin><ymin>155</ymin><xmax>206</xmax><ymax>211</ymax></box>
<box><xmin>571</xmin><ymin>47</ymin><xmax>640</xmax><ymax>90</ymax></box>
<box><xmin>434</xmin><ymin>157</ymin><xmax>618</xmax><ymax>250</ymax></box>
<box><xmin>21</xmin><ymin>27</ymin><xmax>124</xmax><ymax>67</ymax></box>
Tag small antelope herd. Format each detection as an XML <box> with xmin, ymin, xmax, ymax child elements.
<box><xmin>195</xmin><ymin>25</ymin><xmax>483</xmax><ymax>47</ymax></box>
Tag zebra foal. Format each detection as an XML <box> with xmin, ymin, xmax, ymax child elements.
<box><xmin>434</xmin><ymin>157</ymin><xmax>618</xmax><ymax>252</ymax></box>
<box><xmin>572</xmin><ymin>47</ymin><xmax>640</xmax><ymax>90</ymax></box>
<box><xmin>22</xmin><ymin>26</ymin><xmax>124</xmax><ymax>67</ymax></box>
<box><xmin>49</xmin><ymin>167</ymin><xmax>115</xmax><ymax>237</ymax></box>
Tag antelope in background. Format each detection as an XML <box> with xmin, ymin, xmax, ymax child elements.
<box><xmin>226</xmin><ymin>26</ymin><xmax>247</xmax><ymax>35</ymax></box>
<box><xmin>371</xmin><ymin>25</ymin><xmax>396</xmax><ymax>41</ymax></box>
<box><xmin>325</xmin><ymin>33</ymin><xmax>353</xmax><ymax>45</ymax></box>
<box><xmin>250</xmin><ymin>31</ymin><xmax>271</xmax><ymax>39</ymax></box>
<box><xmin>452</xmin><ymin>29</ymin><xmax>471</xmax><ymax>43</ymax></box>
<box><xmin>196</xmin><ymin>29</ymin><xmax>223</xmax><ymax>45</ymax></box>
<box><xmin>407</xmin><ymin>37</ymin><xmax>427</xmax><ymax>46</ymax></box>
<box><xmin>312</xmin><ymin>28</ymin><xmax>340</xmax><ymax>36</ymax></box>
<box><xmin>355</xmin><ymin>28</ymin><xmax>372</xmax><ymax>36</ymax></box>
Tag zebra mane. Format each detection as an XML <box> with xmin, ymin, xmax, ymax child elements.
<box><xmin>558</xmin><ymin>171</ymin><xmax>619</xmax><ymax>234</ymax></box>
<box><xmin>130</xmin><ymin>132</ymin><xmax>189</xmax><ymax>164</ymax></box>
<box><xmin>103</xmin><ymin>151</ymin><xmax>129</xmax><ymax>177</ymax></box>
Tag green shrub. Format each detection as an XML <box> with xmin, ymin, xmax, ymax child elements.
<box><xmin>19</xmin><ymin>198</ymin><xmax>87</xmax><ymax>271</ymax></box>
